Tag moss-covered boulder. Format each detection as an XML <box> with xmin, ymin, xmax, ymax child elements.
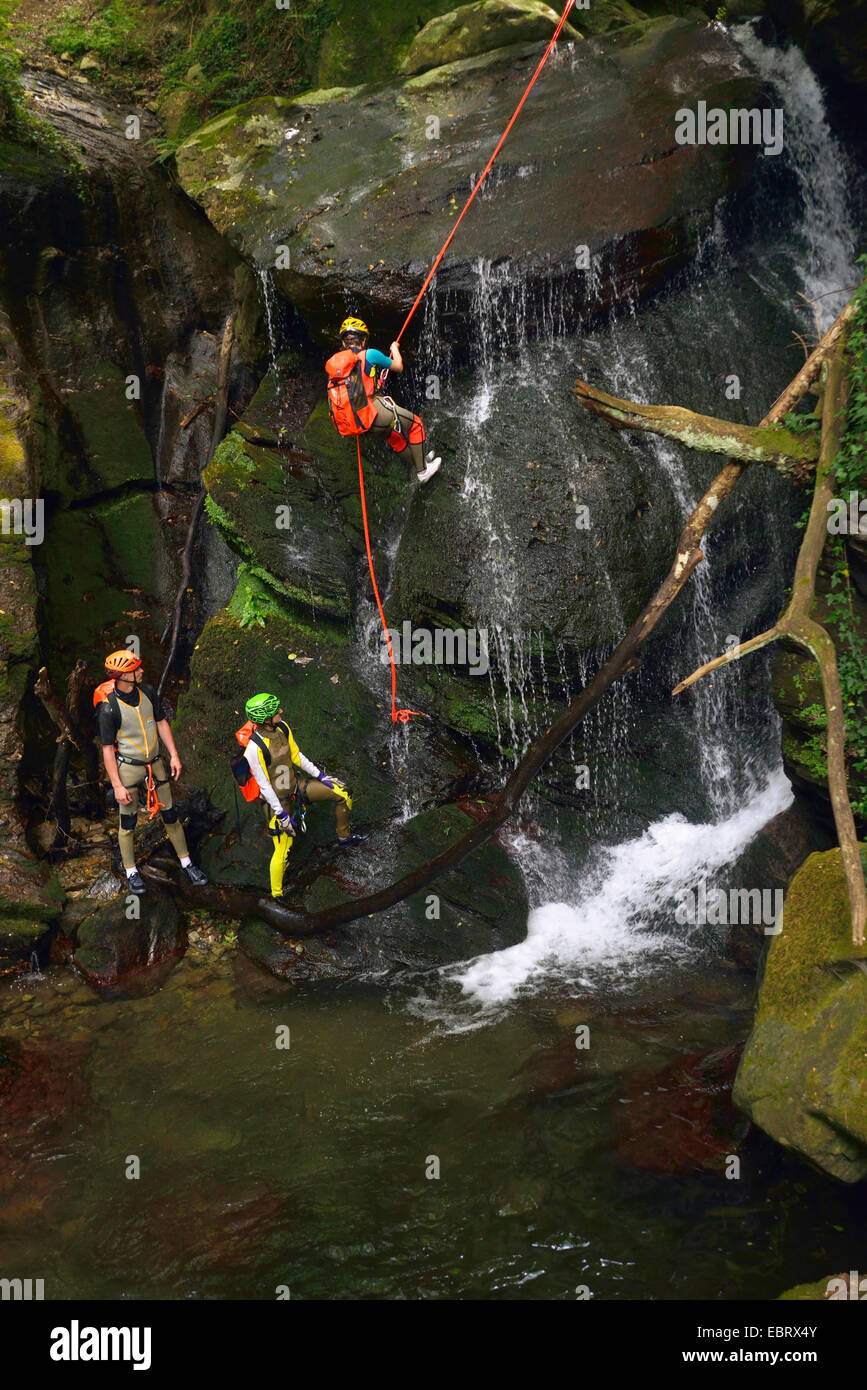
<box><xmin>400</xmin><ymin>1</ymin><xmax>584</xmax><ymax>76</ymax></box>
<box><xmin>204</xmin><ymin>358</ymin><xmax>407</xmax><ymax>623</ymax></box>
<box><xmin>72</xmin><ymin>890</ymin><xmax>186</xmax><ymax>994</ymax></box>
<box><xmin>237</xmin><ymin>800</ymin><xmax>528</xmax><ymax>980</ymax></box>
<box><xmin>176</xmin><ymin>18</ymin><xmax>766</xmax><ymax>343</ymax></box>
<box><xmin>733</xmin><ymin>847</ymin><xmax>867</xmax><ymax>1182</ymax></box>
<box><xmin>38</xmin><ymin>491</ymin><xmax>177</xmax><ymax>687</ymax></box>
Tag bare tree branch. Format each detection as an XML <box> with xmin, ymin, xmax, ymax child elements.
<box><xmin>674</xmin><ymin>348</ymin><xmax>865</xmax><ymax>946</ymax></box>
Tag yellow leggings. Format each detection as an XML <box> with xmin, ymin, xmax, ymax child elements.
<box><xmin>268</xmin><ymin>780</ymin><xmax>352</xmax><ymax>897</ymax></box>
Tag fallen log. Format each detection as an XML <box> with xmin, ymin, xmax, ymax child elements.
<box><xmin>573</xmin><ymin>380</ymin><xmax>819</xmax><ymax>481</ymax></box>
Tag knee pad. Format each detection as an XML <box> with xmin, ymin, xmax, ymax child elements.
<box><xmin>120</xmin><ymin>813</ymin><xmax>138</xmax><ymax>831</ymax></box>
<box><xmin>161</xmin><ymin>807</ymin><xmax>178</xmax><ymax>824</ymax></box>
<box><xmin>408</xmin><ymin>415</ymin><xmax>425</xmax><ymax>445</ymax></box>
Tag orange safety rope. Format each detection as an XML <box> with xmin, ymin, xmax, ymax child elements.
<box><xmin>357</xmin><ymin>435</ymin><xmax>425</xmax><ymax>724</ymax></box>
<box><xmin>361</xmin><ymin>0</ymin><xmax>576</xmax><ymax>722</ymax></box>
<box><xmin>395</xmin><ymin>0</ymin><xmax>577</xmax><ymax>345</ymax></box>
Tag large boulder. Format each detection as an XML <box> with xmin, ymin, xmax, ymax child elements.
<box><xmin>176</xmin><ymin>19</ymin><xmax>766</xmax><ymax>344</ymax></box>
<box><xmin>733</xmin><ymin>847</ymin><xmax>867</xmax><ymax>1181</ymax></box>
<box><xmin>72</xmin><ymin>890</ymin><xmax>187</xmax><ymax>993</ymax></box>
<box><xmin>400</xmin><ymin>1</ymin><xmax>585</xmax><ymax>75</ymax></box>
<box><xmin>237</xmin><ymin>800</ymin><xmax>529</xmax><ymax>980</ymax></box>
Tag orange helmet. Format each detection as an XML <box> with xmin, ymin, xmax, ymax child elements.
<box><xmin>104</xmin><ymin>649</ymin><xmax>142</xmax><ymax>674</ymax></box>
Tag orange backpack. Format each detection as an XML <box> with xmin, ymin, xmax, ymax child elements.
<box><xmin>231</xmin><ymin>721</ymin><xmax>271</xmax><ymax>802</ymax></box>
<box><xmin>93</xmin><ymin>678</ymin><xmax>116</xmax><ymax>709</ymax></box>
<box><xmin>325</xmin><ymin>348</ymin><xmax>378</xmax><ymax>436</ymax></box>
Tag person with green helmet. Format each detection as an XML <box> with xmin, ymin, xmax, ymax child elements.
<box><xmin>325</xmin><ymin>316</ymin><xmax>441</xmax><ymax>483</ymax></box>
<box><xmin>240</xmin><ymin>693</ymin><xmax>363</xmax><ymax>905</ymax></box>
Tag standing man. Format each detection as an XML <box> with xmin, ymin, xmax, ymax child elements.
<box><xmin>239</xmin><ymin>693</ymin><xmax>363</xmax><ymax>905</ymax></box>
<box><xmin>325</xmin><ymin>316</ymin><xmax>442</xmax><ymax>483</ymax></box>
<box><xmin>97</xmin><ymin>650</ymin><xmax>208</xmax><ymax>895</ymax></box>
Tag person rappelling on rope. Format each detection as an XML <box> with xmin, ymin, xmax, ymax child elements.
<box><xmin>325</xmin><ymin>317</ymin><xmax>442</xmax><ymax>483</ymax></box>
<box><xmin>96</xmin><ymin>650</ymin><xmax>209</xmax><ymax>895</ymax></box>
<box><xmin>232</xmin><ymin>693</ymin><xmax>365</xmax><ymax>906</ymax></box>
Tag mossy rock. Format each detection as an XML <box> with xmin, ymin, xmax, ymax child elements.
<box><xmin>315</xmin><ymin>0</ymin><xmax>461</xmax><ymax>86</ymax></box>
<box><xmin>400</xmin><ymin>1</ymin><xmax>585</xmax><ymax>76</ymax></box>
<box><xmin>204</xmin><ymin>378</ymin><xmax>405</xmax><ymax>622</ymax></box>
<box><xmin>38</xmin><ymin>491</ymin><xmax>176</xmax><ymax>685</ymax></box>
<box><xmin>33</xmin><ymin>365</ymin><xmax>153</xmax><ymax>504</ymax></box>
<box><xmin>0</xmin><ymin>850</ymin><xmax>65</xmax><ymax>956</ymax></box>
<box><xmin>177</xmin><ymin>19</ymin><xmax>765</xmax><ymax>343</ymax></box>
<box><xmin>733</xmin><ymin>846</ymin><xmax>867</xmax><ymax>1182</ymax></box>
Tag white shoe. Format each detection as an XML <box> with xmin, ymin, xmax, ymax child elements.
<box><xmin>417</xmin><ymin>456</ymin><xmax>441</xmax><ymax>483</ymax></box>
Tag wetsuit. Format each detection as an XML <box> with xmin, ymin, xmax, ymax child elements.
<box><xmin>98</xmin><ymin>683</ymin><xmax>189</xmax><ymax>870</ymax></box>
<box><xmin>362</xmin><ymin>347</ymin><xmax>427</xmax><ymax>473</ymax></box>
<box><xmin>244</xmin><ymin>721</ymin><xmax>351</xmax><ymax>897</ymax></box>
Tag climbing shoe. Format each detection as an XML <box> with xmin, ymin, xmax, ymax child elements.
<box><xmin>336</xmin><ymin>831</ymin><xmax>370</xmax><ymax>848</ymax></box>
<box><xmin>182</xmin><ymin>863</ymin><xmax>209</xmax><ymax>886</ymax></box>
<box><xmin>271</xmin><ymin>895</ymin><xmax>294</xmax><ymax>909</ymax></box>
<box><xmin>417</xmin><ymin>454</ymin><xmax>441</xmax><ymax>484</ymax></box>
<box><xmin>126</xmin><ymin>869</ymin><xmax>147</xmax><ymax>895</ymax></box>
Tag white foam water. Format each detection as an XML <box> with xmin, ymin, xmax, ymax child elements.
<box><xmin>422</xmin><ymin>768</ymin><xmax>793</xmax><ymax>1016</ymax></box>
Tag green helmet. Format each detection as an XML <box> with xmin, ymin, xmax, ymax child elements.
<box><xmin>245</xmin><ymin>692</ymin><xmax>280</xmax><ymax>723</ymax></box>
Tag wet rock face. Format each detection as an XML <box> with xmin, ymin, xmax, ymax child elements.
<box><xmin>734</xmin><ymin>847</ymin><xmax>867</xmax><ymax>1182</ymax></box>
<box><xmin>612</xmin><ymin>1041</ymin><xmax>747</xmax><ymax>1173</ymax></box>
<box><xmin>176</xmin><ymin>19</ymin><xmax>765</xmax><ymax>345</ymax></box>
<box><xmin>401</xmin><ymin>1</ymin><xmax>586</xmax><ymax>75</ymax></box>
<box><xmin>236</xmin><ymin>801</ymin><xmax>528</xmax><ymax>980</ymax></box>
<box><xmin>71</xmin><ymin>891</ymin><xmax>187</xmax><ymax>994</ymax></box>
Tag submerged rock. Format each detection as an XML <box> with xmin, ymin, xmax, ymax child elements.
<box><xmin>733</xmin><ymin>846</ymin><xmax>867</xmax><ymax>1182</ymax></box>
<box><xmin>613</xmin><ymin>1041</ymin><xmax>747</xmax><ymax>1173</ymax></box>
<box><xmin>176</xmin><ymin>19</ymin><xmax>765</xmax><ymax>343</ymax></box>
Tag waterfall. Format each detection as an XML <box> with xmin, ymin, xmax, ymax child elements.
<box><xmin>407</xmin><ymin>30</ymin><xmax>864</xmax><ymax>1018</ymax></box>
<box><xmin>256</xmin><ymin>264</ymin><xmax>282</xmax><ymax>376</ymax></box>
<box><xmin>733</xmin><ymin>24</ymin><xmax>859</xmax><ymax>331</ymax></box>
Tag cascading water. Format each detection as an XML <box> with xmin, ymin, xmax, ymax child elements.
<box><xmin>256</xmin><ymin>264</ymin><xmax>282</xmax><ymax>377</ymax></box>
<box><xmin>405</xmin><ymin>27</ymin><xmax>863</xmax><ymax>1019</ymax></box>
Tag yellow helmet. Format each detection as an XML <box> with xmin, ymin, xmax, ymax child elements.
<box><xmin>339</xmin><ymin>316</ymin><xmax>369</xmax><ymax>338</ymax></box>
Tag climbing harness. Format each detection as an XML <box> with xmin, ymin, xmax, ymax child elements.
<box><xmin>354</xmin><ymin>0</ymin><xmax>576</xmax><ymax>724</ymax></box>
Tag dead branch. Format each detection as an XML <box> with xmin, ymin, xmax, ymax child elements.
<box><xmin>149</xmin><ymin>299</ymin><xmax>861</xmax><ymax>940</ymax></box>
<box><xmin>674</xmin><ymin>348</ymin><xmax>865</xmax><ymax>946</ymax></box>
<box><xmin>179</xmin><ymin>398</ymin><xmax>212</xmax><ymax>429</ymax></box>
<box><xmin>572</xmin><ymin>381</ymin><xmax>819</xmax><ymax>480</ymax></box>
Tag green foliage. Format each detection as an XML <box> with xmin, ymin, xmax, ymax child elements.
<box><xmin>45</xmin><ymin>1</ymin><xmax>149</xmax><ymax>65</ymax></box>
<box><xmin>836</xmin><ymin>256</ymin><xmax>867</xmax><ymax>495</ymax></box>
